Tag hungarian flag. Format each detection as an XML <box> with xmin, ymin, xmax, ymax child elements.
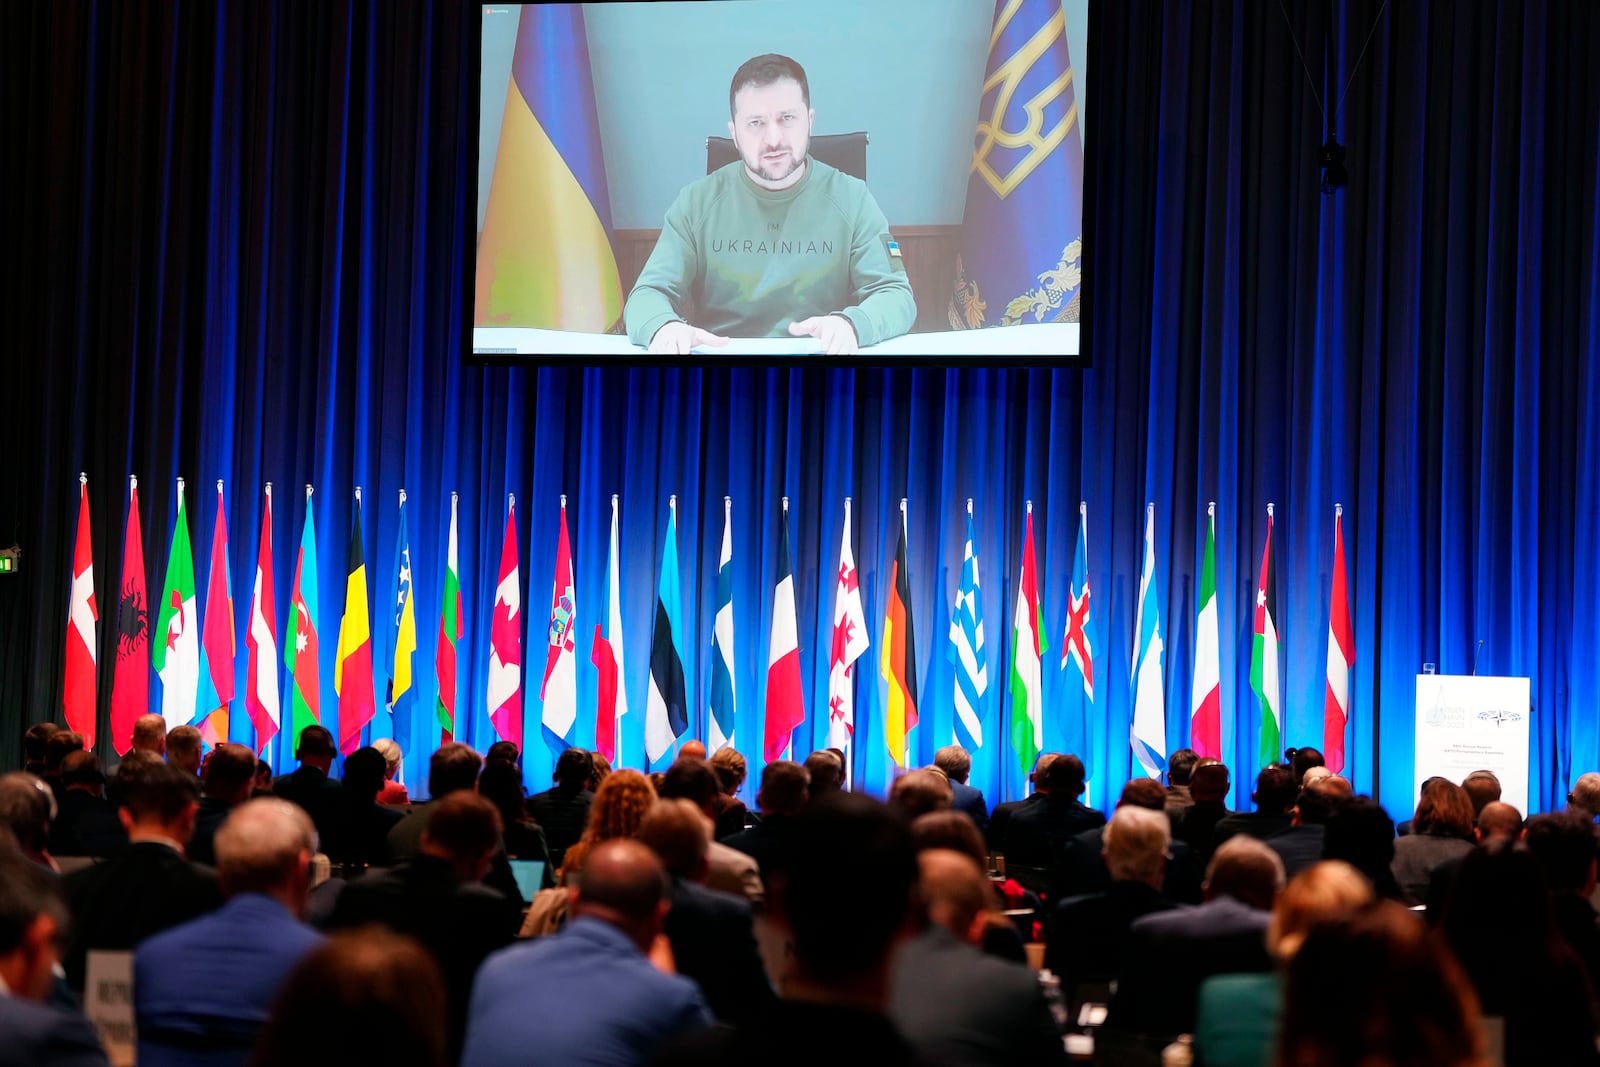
<box><xmin>592</xmin><ymin>494</ymin><xmax>628</xmax><ymax>763</ymax></box>
<box><xmin>1324</xmin><ymin>507</ymin><xmax>1353</xmax><ymax>773</ymax></box>
<box><xmin>1251</xmin><ymin>505</ymin><xmax>1283</xmax><ymax>765</ymax></box>
<box><xmin>153</xmin><ymin>480</ymin><xmax>200</xmax><ymax>731</ymax></box>
<box><xmin>763</xmin><ymin>498</ymin><xmax>804</xmax><ymax>762</ymax></box>
<box><xmin>246</xmin><ymin>485</ymin><xmax>281</xmax><ymax>752</ymax></box>
<box><xmin>1059</xmin><ymin>503</ymin><xmax>1096</xmax><ymax>779</ymax></box>
<box><xmin>384</xmin><ymin>492</ymin><xmax>419</xmax><ymax>742</ymax></box>
<box><xmin>487</xmin><ymin>497</ymin><xmax>523</xmax><ymax>748</ymax></box>
<box><xmin>283</xmin><ymin>488</ymin><xmax>321</xmax><ymax>748</ymax></box>
<box><xmin>1009</xmin><ymin>505</ymin><xmax>1047</xmax><ymax>777</ymax></box>
<box><xmin>708</xmin><ymin>497</ymin><xmax>736</xmax><ymax>753</ymax></box>
<box><xmin>880</xmin><ymin>501</ymin><xmax>918</xmax><ymax>767</ymax></box>
<box><xmin>1130</xmin><ymin>503</ymin><xmax>1166</xmax><ymax>778</ymax></box>
<box><xmin>197</xmin><ymin>482</ymin><xmax>235</xmax><ymax>746</ymax></box>
<box><xmin>335</xmin><ymin>492</ymin><xmax>375</xmax><ymax>754</ymax></box>
<box><xmin>645</xmin><ymin>497</ymin><xmax>687</xmax><ymax>764</ymax></box>
<box><xmin>435</xmin><ymin>492</ymin><xmax>461</xmax><ymax>742</ymax></box>
<box><xmin>64</xmin><ymin>477</ymin><xmax>98</xmax><ymax>746</ymax></box>
<box><xmin>1190</xmin><ymin>504</ymin><xmax>1222</xmax><ymax>759</ymax></box>
<box><xmin>110</xmin><ymin>478</ymin><xmax>149</xmax><ymax>755</ymax></box>
<box><xmin>540</xmin><ymin>497</ymin><xmax>578</xmax><ymax>753</ymax></box>
<box><xmin>827</xmin><ymin>497</ymin><xmax>869</xmax><ymax>755</ymax></box>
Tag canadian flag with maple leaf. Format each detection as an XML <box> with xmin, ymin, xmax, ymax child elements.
<box><xmin>826</xmin><ymin>498</ymin><xmax>870</xmax><ymax>754</ymax></box>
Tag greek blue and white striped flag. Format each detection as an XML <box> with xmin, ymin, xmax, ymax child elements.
<box><xmin>948</xmin><ymin>506</ymin><xmax>988</xmax><ymax>749</ymax></box>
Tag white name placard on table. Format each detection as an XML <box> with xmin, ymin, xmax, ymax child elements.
<box><xmin>1414</xmin><ymin>674</ymin><xmax>1531</xmax><ymax>814</ymax></box>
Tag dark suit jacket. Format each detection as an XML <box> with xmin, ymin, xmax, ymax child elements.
<box><xmin>713</xmin><ymin>795</ymin><xmax>749</xmax><ymax>841</ymax></box>
<box><xmin>655</xmin><ymin>999</ymin><xmax>925</xmax><ymax>1067</ymax></box>
<box><xmin>1109</xmin><ymin>896</ymin><xmax>1272</xmax><ymax>1038</ymax></box>
<box><xmin>0</xmin><ymin>996</ymin><xmax>110</xmax><ymax>1067</ymax></box>
<box><xmin>948</xmin><ymin>781</ymin><xmax>990</xmax><ymax>837</ymax></box>
<box><xmin>329</xmin><ymin>789</ymin><xmax>403</xmax><ymax>868</ymax></box>
<box><xmin>1048</xmin><ymin>825</ymin><xmax>1203</xmax><ymax>905</ymax></box>
<box><xmin>889</xmin><ymin>925</ymin><xmax>1066</xmax><ymax>1065</ymax></box>
<box><xmin>185</xmin><ymin>796</ymin><xmax>235</xmax><ymax>866</ymax></box>
<box><xmin>664</xmin><ymin>879</ymin><xmax>774</xmax><ymax>1025</ymax></box>
<box><xmin>724</xmin><ymin>814</ymin><xmax>799</xmax><ymax>884</ymax></box>
<box><xmin>1209</xmin><ymin>810</ymin><xmax>1294</xmax><ymax>853</ymax></box>
<box><xmin>1263</xmin><ymin>824</ymin><xmax>1327</xmax><ymax>881</ymax></box>
<box><xmin>49</xmin><ymin>790</ymin><xmax>126</xmax><ymax>858</ymax></box>
<box><xmin>325</xmin><ymin>855</ymin><xmax>519</xmax><ymax>1059</ymax></box>
<box><xmin>62</xmin><ymin>841</ymin><xmax>223</xmax><ymax>992</ymax></box>
<box><xmin>1173</xmin><ymin>800</ymin><xmax>1232</xmax><ymax>865</ymax></box>
<box><xmin>1045</xmin><ymin>881</ymin><xmax>1183</xmax><ymax>985</ymax></box>
<box><xmin>272</xmin><ymin>766</ymin><xmax>349</xmax><ymax>859</ymax></box>
<box><xmin>987</xmin><ymin>799</ymin><xmax>1024</xmax><ymax>851</ymax></box>
<box><xmin>1000</xmin><ymin>792</ymin><xmax>1106</xmax><ymax>870</ymax></box>
<box><xmin>525</xmin><ymin>785</ymin><xmax>592</xmax><ymax>869</ymax></box>
<box><xmin>386</xmin><ymin>799</ymin><xmax>525</xmax><ymax>904</ymax></box>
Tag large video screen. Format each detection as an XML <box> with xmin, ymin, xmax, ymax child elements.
<box><xmin>473</xmin><ymin>1</ymin><xmax>1088</xmax><ymax>360</ymax></box>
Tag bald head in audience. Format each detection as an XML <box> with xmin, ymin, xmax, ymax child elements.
<box><xmin>918</xmin><ymin>849</ymin><xmax>992</xmax><ymax>944</ymax></box>
<box><xmin>888</xmin><ymin>768</ymin><xmax>952</xmax><ymax>820</ymax></box>
<box><xmin>1205</xmin><ymin>834</ymin><xmax>1285</xmax><ymax>911</ymax></box>
<box><xmin>571</xmin><ymin>838</ymin><xmax>671</xmax><ymax>952</ymax></box>
<box><xmin>132</xmin><ymin>714</ymin><xmax>167</xmax><ymax>758</ymax></box>
<box><xmin>1117</xmin><ymin>776</ymin><xmax>1169</xmax><ymax>811</ymax></box>
<box><xmin>804</xmin><ymin>749</ymin><xmax>845</xmax><ymax>797</ymax></box>
<box><xmin>167</xmin><ymin>725</ymin><xmax>203</xmax><ymax>776</ymax></box>
<box><xmin>679</xmin><ymin>740</ymin><xmax>708</xmax><ymax>762</ymax></box>
<box><xmin>1475</xmin><ymin>801</ymin><xmax>1522</xmax><ymax>843</ymax></box>
<box><xmin>215</xmin><ymin>798</ymin><xmax>317</xmax><ymax>913</ymax></box>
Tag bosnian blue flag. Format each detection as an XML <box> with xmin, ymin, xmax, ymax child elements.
<box><xmin>949</xmin><ymin>0</ymin><xmax>1084</xmax><ymax>330</ymax></box>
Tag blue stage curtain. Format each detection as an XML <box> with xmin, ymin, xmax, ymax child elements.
<box><xmin>3</xmin><ymin>1</ymin><xmax>1598</xmax><ymax>816</ymax></box>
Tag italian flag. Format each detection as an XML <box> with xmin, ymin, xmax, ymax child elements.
<box><xmin>1190</xmin><ymin>505</ymin><xmax>1221</xmax><ymax>758</ymax></box>
<box><xmin>1009</xmin><ymin>507</ymin><xmax>1047</xmax><ymax>777</ymax></box>
<box><xmin>1251</xmin><ymin>505</ymin><xmax>1282</xmax><ymax>765</ymax></box>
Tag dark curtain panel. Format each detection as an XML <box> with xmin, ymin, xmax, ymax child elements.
<box><xmin>2</xmin><ymin>1</ymin><xmax>1598</xmax><ymax>813</ymax></box>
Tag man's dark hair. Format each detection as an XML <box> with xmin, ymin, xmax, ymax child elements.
<box><xmin>61</xmin><ymin>750</ymin><xmax>106</xmax><ymax>787</ymax></box>
<box><xmin>342</xmin><ymin>747</ymin><xmax>388</xmax><ymax>799</ymax></box>
<box><xmin>554</xmin><ymin>747</ymin><xmax>594</xmax><ymax>788</ymax></box>
<box><xmin>1290</xmin><ymin>747</ymin><xmax>1326</xmax><ymax>784</ymax></box>
<box><xmin>1460</xmin><ymin>770</ymin><xmax>1502</xmax><ymax>815</ymax></box>
<box><xmin>43</xmin><ymin>730</ymin><xmax>85</xmax><ymax>772</ymax></box>
<box><xmin>119</xmin><ymin>759</ymin><xmax>200</xmax><ymax>823</ymax></box>
<box><xmin>485</xmin><ymin>741</ymin><xmax>521</xmax><ymax>769</ymax></box>
<box><xmin>1167</xmin><ymin>748</ymin><xmax>1198</xmax><ymax>786</ymax></box>
<box><xmin>0</xmin><ymin>846</ymin><xmax>67</xmax><ymax>953</ymax></box>
<box><xmin>777</xmin><ymin>793</ymin><xmax>915</xmax><ymax>983</ymax></box>
<box><xmin>424</xmin><ymin>792</ymin><xmax>502</xmax><ymax>862</ymax></box>
<box><xmin>1118</xmin><ymin>777</ymin><xmax>1168</xmax><ymax>811</ymax></box>
<box><xmin>1322</xmin><ymin>796</ymin><xmax>1397</xmax><ymax>889</ymax></box>
<box><xmin>728</xmin><ymin>53</ymin><xmax>810</xmax><ymax>120</ymax></box>
<box><xmin>22</xmin><ymin>722</ymin><xmax>60</xmax><ymax>764</ymax></box>
<box><xmin>803</xmin><ymin>750</ymin><xmax>844</xmax><ymax>796</ymax></box>
<box><xmin>933</xmin><ymin>745</ymin><xmax>972</xmax><ymax>785</ymax></box>
<box><xmin>1295</xmin><ymin>776</ymin><xmax>1353</xmax><ymax>825</ymax></box>
<box><xmin>1041</xmin><ymin>753</ymin><xmax>1088</xmax><ymax>796</ymax></box>
<box><xmin>1525</xmin><ymin>811</ymin><xmax>1597</xmax><ymax>893</ymax></box>
<box><xmin>201</xmin><ymin>743</ymin><xmax>257</xmax><ymax>797</ymax></box>
<box><xmin>658</xmin><ymin>758</ymin><xmax>719</xmax><ymax>809</ymax></box>
<box><xmin>295</xmin><ymin>724</ymin><xmax>336</xmax><ymax>760</ymax></box>
<box><xmin>428</xmin><ymin>743</ymin><xmax>482</xmax><ymax>799</ymax></box>
<box><xmin>476</xmin><ymin>762</ymin><xmax>527</xmax><ymax>831</ymax></box>
<box><xmin>757</xmin><ymin>760</ymin><xmax>810</xmax><ymax>816</ymax></box>
<box><xmin>1254</xmin><ymin>764</ymin><xmax>1299</xmax><ymax>813</ymax></box>
<box><xmin>0</xmin><ymin>775</ymin><xmax>53</xmax><ymax>852</ymax></box>
<box><xmin>1191</xmin><ymin>762</ymin><xmax>1231</xmax><ymax>802</ymax></box>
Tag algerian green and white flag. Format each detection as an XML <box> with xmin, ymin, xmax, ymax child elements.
<box><xmin>153</xmin><ymin>480</ymin><xmax>200</xmax><ymax>730</ymax></box>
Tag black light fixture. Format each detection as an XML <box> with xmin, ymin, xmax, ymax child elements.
<box><xmin>1319</xmin><ymin>136</ymin><xmax>1347</xmax><ymax>195</ymax></box>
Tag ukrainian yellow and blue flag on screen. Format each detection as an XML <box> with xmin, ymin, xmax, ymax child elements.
<box><xmin>950</xmin><ymin>0</ymin><xmax>1084</xmax><ymax>330</ymax></box>
<box><xmin>475</xmin><ymin>5</ymin><xmax>622</xmax><ymax>332</ymax></box>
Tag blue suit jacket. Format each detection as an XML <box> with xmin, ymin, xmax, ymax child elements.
<box><xmin>134</xmin><ymin>894</ymin><xmax>324</xmax><ymax>1067</ymax></box>
<box><xmin>461</xmin><ymin>917</ymin><xmax>711</xmax><ymax>1067</ymax></box>
<box><xmin>948</xmin><ymin>781</ymin><xmax>990</xmax><ymax>836</ymax></box>
<box><xmin>0</xmin><ymin>995</ymin><xmax>109</xmax><ymax>1067</ymax></box>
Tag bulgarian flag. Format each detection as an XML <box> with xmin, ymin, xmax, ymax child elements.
<box><xmin>1251</xmin><ymin>504</ymin><xmax>1283</xmax><ymax>765</ymax></box>
<box><xmin>1323</xmin><ymin>506</ymin><xmax>1353</xmax><ymax>773</ymax></box>
<box><xmin>197</xmin><ymin>481</ymin><xmax>235</xmax><ymax>747</ymax></box>
<box><xmin>284</xmin><ymin>487</ymin><xmax>321</xmax><ymax>749</ymax></box>
<box><xmin>64</xmin><ymin>476</ymin><xmax>98</xmax><ymax>746</ymax></box>
<box><xmin>1009</xmin><ymin>503</ymin><xmax>1047</xmax><ymax>777</ymax></box>
<box><xmin>335</xmin><ymin>490</ymin><xmax>376</xmax><ymax>754</ymax></box>
<box><xmin>435</xmin><ymin>492</ymin><xmax>461</xmax><ymax>742</ymax></box>
<box><xmin>153</xmin><ymin>479</ymin><xmax>200</xmax><ymax>732</ymax></box>
<box><xmin>1190</xmin><ymin>503</ymin><xmax>1222</xmax><ymax>758</ymax></box>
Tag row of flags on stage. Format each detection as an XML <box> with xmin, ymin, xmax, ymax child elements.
<box><xmin>62</xmin><ymin>478</ymin><xmax>1358</xmax><ymax>780</ymax></box>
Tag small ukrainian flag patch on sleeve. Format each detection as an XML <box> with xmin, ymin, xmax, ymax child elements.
<box><xmin>882</xmin><ymin>235</ymin><xmax>906</xmax><ymax>272</ymax></box>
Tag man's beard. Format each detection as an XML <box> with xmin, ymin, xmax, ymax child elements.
<box><xmin>748</xmin><ymin>145</ymin><xmax>804</xmax><ymax>182</ymax></box>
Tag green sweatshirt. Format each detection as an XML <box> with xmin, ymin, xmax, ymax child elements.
<box><xmin>623</xmin><ymin>158</ymin><xmax>917</xmax><ymax>347</ymax></box>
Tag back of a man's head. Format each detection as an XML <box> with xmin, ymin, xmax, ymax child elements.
<box><xmin>1295</xmin><ymin>775</ymin><xmax>1354</xmax><ymax>825</ymax></box>
<box><xmin>573</xmin><ymin>838</ymin><xmax>669</xmax><ymax>950</ymax></box>
<box><xmin>1290</xmin><ymin>747</ymin><xmax>1326</xmax><ymax>784</ymax></box>
<box><xmin>918</xmin><ymin>848</ymin><xmax>991</xmax><ymax>942</ymax></box>
<box><xmin>294</xmin><ymin>725</ymin><xmax>337</xmax><ymax>766</ymax></box>
<box><xmin>1461</xmin><ymin>770</ymin><xmax>1502</xmax><ymax>815</ymax></box>
<box><xmin>1118</xmin><ymin>776</ymin><xmax>1169</xmax><ymax>811</ymax></box>
<box><xmin>0</xmin><ymin>774</ymin><xmax>54</xmax><ymax>855</ymax></box>
<box><xmin>342</xmin><ymin>747</ymin><xmax>388</xmax><ymax>799</ymax></box>
<box><xmin>803</xmin><ymin>750</ymin><xmax>845</xmax><ymax>797</ymax></box>
<box><xmin>1525</xmin><ymin>810</ymin><xmax>1596</xmax><ymax>894</ymax></box>
<box><xmin>1103</xmin><ymin>804</ymin><xmax>1171</xmax><ymax>887</ymax></box>
<box><xmin>1191</xmin><ymin>762</ymin><xmax>1231</xmax><ymax>803</ymax></box>
<box><xmin>119</xmin><ymin>758</ymin><xmax>202</xmax><ymax>833</ymax></box>
<box><xmin>1206</xmin><ymin>834</ymin><xmax>1285</xmax><ymax>911</ymax></box>
<box><xmin>933</xmin><ymin>745</ymin><xmax>972</xmax><ymax>785</ymax></box>
<box><xmin>636</xmin><ymin>798</ymin><xmax>712</xmax><ymax>882</ymax></box>
<box><xmin>1041</xmin><ymin>754</ymin><xmax>1087</xmax><ymax>797</ymax></box>
<box><xmin>776</xmin><ymin>793</ymin><xmax>916</xmax><ymax>990</ymax></box>
<box><xmin>166</xmin><ymin>725</ymin><xmax>203</xmax><ymax>773</ymax></box>
<box><xmin>202</xmin><ymin>743</ymin><xmax>258</xmax><ymax>805</ymax></box>
<box><xmin>61</xmin><ymin>750</ymin><xmax>106</xmax><ymax>793</ymax></box>
<box><xmin>1253</xmin><ymin>764</ymin><xmax>1299</xmax><ymax>814</ymax></box>
<box><xmin>554</xmin><ymin>747</ymin><xmax>594</xmax><ymax>789</ymax></box>
<box><xmin>910</xmin><ymin>810</ymin><xmax>988</xmax><ymax>871</ymax></box>
<box><xmin>1167</xmin><ymin>748</ymin><xmax>1199</xmax><ymax>787</ymax></box>
<box><xmin>131</xmin><ymin>714</ymin><xmax>168</xmax><ymax>756</ymax></box>
<box><xmin>678</xmin><ymin>740</ymin><xmax>708</xmax><ymax>762</ymax></box>
<box><xmin>1321</xmin><ymin>797</ymin><xmax>1397</xmax><ymax>886</ymax></box>
<box><xmin>757</xmin><ymin>760</ymin><xmax>810</xmax><ymax>816</ymax></box>
<box><xmin>43</xmin><ymin>730</ymin><xmax>85</xmax><ymax>773</ymax></box>
<box><xmin>428</xmin><ymin>743</ymin><xmax>483</xmax><ymax>799</ymax></box>
<box><xmin>0</xmin><ymin>846</ymin><xmax>68</xmax><ymax>1000</ymax></box>
<box><xmin>421</xmin><ymin>792</ymin><xmax>502</xmax><ymax>874</ymax></box>
<box><xmin>484</xmin><ymin>740</ymin><xmax>521</xmax><ymax>770</ymax></box>
<box><xmin>22</xmin><ymin>723</ymin><xmax>60</xmax><ymax>765</ymax></box>
<box><xmin>1476</xmin><ymin>801</ymin><xmax>1523</xmax><ymax>843</ymax></box>
<box><xmin>658</xmin><ymin>758</ymin><xmax>720</xmax><ymax>813</ymax></box>
<box><xmin>888</xmin><ymin>769</ymin><xmax>952</xmax><ymax>821</ymax></box>
<box><xmin>215</xmin><ymin>798</ymin><xmax>316</xmax><ymax>901</ymax></box>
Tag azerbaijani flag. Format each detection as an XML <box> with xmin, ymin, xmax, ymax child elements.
<box><xmin>1190</xmin><ymin>504</ymin><xmax>1222</xmax><ymax>759</ymax></box>
<box><xmin>474</xmin><ymin>5</ymin><xmax>621</xmax><ymax>331</ymax></box>
<box><xmin>335</xmin><ymin>491</ymin><xmax>375</xmax><ymax>754</ymax></box>
<box><xmin>881</xmin><ymin>500</ymin><xmax>919</xmax><ymax>767</ymax></box>
<box><xmin>436</xmin><ymin>492</ymin><xmax>462</xmax><ymax>742</ymax></box>
<box><xmin>154</xmin><ymin>480</ymin><xmax>200</xmax><ymax>732</ymax></box>
<box><xmin>284</xmin><ymin>488</ymin><xmax>321</xmax><ymax>749</ymax></box>
<box><xmin>197</xmin><ymin>482</ymin><xmax>235</xmax><ymax>747</ymax></box>
<box><xmin>1009</xmin><ymin>505</ymin><xmax>1047</xmax><ymax>777</ymax></box>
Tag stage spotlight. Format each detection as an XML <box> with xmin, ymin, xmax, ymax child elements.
<box><xmin>1320</xmin><ymin>136</ymin><xmax>1348</xmax><ymax>194</ymax></box>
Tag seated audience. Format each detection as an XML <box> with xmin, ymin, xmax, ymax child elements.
<box><xmin>0</xmin><ymin>772</ymin><xmax>58</xmax><ymax>869</ymax></box>
<box><xmin>1395</xmin><ymin>774</ymin><xmax>1449</xmax><ymax>835</ymax></box>
<box><xmin>22</xmin><ymin>722</ymin><xmax>60</xmax><ymax>777</ymax></box>
<box><xmin>271</xmin><ymin>725</ymin><xmax>348</xmax><ymax>859</ymax></box>
<box><xmin>708</xmin><ymin>747</ymin><xmax>749</xmax><ymax>839</ymax></box>
<box><xmin>1173</xmin><ymin>760</ymin><xmax>1232</xmax><ymax>865</ymax></box>
<box><xmin>527</xmin><ymin>747</ymin><xmax>595</xmax><ymax>869</ymax></box>
<box><xmin>636</xmin><ymin>799</ymin><xmax>773</xmax><ymax>1025</ymax></box>
<box><xmin>484</xmin><ymin>740</ymin><xmax>520</xmax><ymax>770</ymax></box>
<box><xmin>1265</xmin><ymin>774</ymin><xmax>1353</xmax><ymax>880</ymax></box>
<box><xmin>1051</xmin><ymin>777</ymin><xmax>1203</xmax><ymax>904</ymax></box>
<box><xmin>657</xmin><ymin>758</ymin><xmax>762</xmax><ymax>906</ymax></box>
<box><xmin>1211</xmin><ymin>764</ymin><xmax>1298</xmax><ymax>851</ymax></box>
<box><xmin>887</xmin><ymin>767</ymin><xmax>952</xmax><ymax>821</ymax></box>
<box><xmin>476</xmin><ymin>761</ymin><xmax>553</xmax><ymax>880</ymax></box>
<box><xmin>890</xmin><ymin>849</ymin><xmax>1066</xmax><ymax>1064</ymax></box>
<box><xmin>803</xmin><ymin>748</ymin><xmax>845</xmax><ymax>798</ymax></box>
<box><xmin>988</xmin><ymin>752</ymin><xmax>1056</xmax><ymax>851</ymax></box>
<box><xmin>1423</xmin><ymin>800</ymin><xmax>1523</xmax><ymax>920</ymax></box>
<box><xmin>999</xmin><ymin>753</ymin><xmax>1104</xmax><ymax>870</ymax></box>
<box><xmin>1568</xmin><ymin>772</ymin><xmax>1600</xmax><ymax>822</ymax></box>
<box><xmin>187</xmin><ymin>743</ymin><xmax>257</xmax><ymax>865</ymax></box>
<box><xmin>1194</xmin><ymin>860</ymin><xmax>1374</xmax><ymax>1067</ymax></box>
<box><xmin>131</xmin><ymin>714</ymin><xmax>168</xmax><ymax>759</ymax></box>
<box><xmin>911</xmin><ymin>810</ymin><xmax>989</xmax><ymax>872</ymax></box>
<box><xmin>251</xmin><ymin>759</ymin><xmax>273</xmax><ymax>798</ymax></box>
<box><xmin>933</xmin><ymin>744</ymin><xmax>989</xmax><ymax>835</ymax></box>
<box><xmin>1391</xmin><ymin>778</ymin><xmax>1476</xmax><ymax>905</ymax></box>
<box><xmin>370</xmin><ymin>738</ymin><xmax>410</xmax><ymax>806</ymax></box>
<box><xmin>1164</xmin><ymin>747</ymin><xmax>1199</xmax><ymax>820</ymax></box>
<box><xmin>334</xmin><ymin>746</ymin><xmax>404</xmax><ymax>868</ymax></box>
<box><xmin>387</xmin><ymin>743</ymin><xmax>520</xmax><ymax>904</ymax></box>
<box><xmin>554</xmin><ymin>768</ymin><xmax>659</xmax><ymax>888</ymax></box>
<box><xmin>1107</xmin><ymin>835</ymin><xmax>1283</xmax><ymax>1041</ymax></box>
<box><xmin>1461</xmin><ymin>769</ymin><xmax>1502</xmax><ymax>816</ymax></box>
<box><xmin>1279</xmin><ymin>900</ymin><xmax>1483</xmax><ymax>1067</ymax></box>
<box><xmin>0</xmin><ymin>847</ymin><xmax>109</xmax><ymax>1067</ymax></box>
<box><xmin>166</xmin><ymin>725</ymin><xmax>203</xmax><ymax>777</ymax></box>
<box><xmin>724</xmin><ymin>760</ymin><xmax>809</xmax><ymax>885</ymax></box>
<box><xmin>462</xmin><ymin>839</ymin><xmax>710</xmax><ymax>1067</ymax></box>
<box><xmin>1287</xmin><ymin>746</ymin><xmax>1326</xmax><ymax>786</ymax></box>
<box><xmin>1322</xmin><ymin>795</ymin><xmax>1405</xmax><ymax>900</ymax></box>
<box><xmin>42</xmin><ymin>731</ymin><xmax>85</xmax><ymax>803</ymax></box>
<box><xmin>50</xmin><ymin>751</ymin><xmax>125</xmax><ymax>858</ymax></box>
<box><xmin>1525</xmin><ymin>810</ymin><xmax>1600</xmax><ymax>993</ymax></box>
<box><xmin>589</xmin><ymin>751</ymin><xmax>613</xmax><ymax>787</ymax></box>
<box><xmin>62</xmin><ymin>760</ymin><xmax>222</xmax><ymax>992</ymax></box>
<box><xmin>248</xmin><ymin>930</ymin><xmax>447</xmax><ymax>1067</ymax></box>
<box><xmin>328</xmin><ymin>793</ymin><xmax>519</xmax><ymax>1061</ymax></box>
<box><xmin>134</xmin><ymin>799</ymin><xmax>323</xmax><ymax>1067</ymax></box>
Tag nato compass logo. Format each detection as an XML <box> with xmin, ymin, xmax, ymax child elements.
<box><xmin>1478</xmin><ymin>709</ymin><xmax>1523</xmax><ymax>727</ymax></box>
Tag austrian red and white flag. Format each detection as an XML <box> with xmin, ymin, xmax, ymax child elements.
<box><xmin>1324</xmin><ymin>506</ymin><xmax>1354</xmax><ymax>773</ymax></box>
<box><xmin>245</xmin><ymin>485</ymin><xmax>281</xmax><ymax>752</ymax></box>
<box><xmin>540</xmin><ymin>497</ymin><xmax>577</xmax><ymax>747</ymax></box>
<box><xmin>592</xmin><ymin>494</ymin><xmax>628</xmax><ymax>763</ymax></box>
<box><xmin>762</xmin><ymin>497</ymin><xmax>804</xmax><ymax>762</ymax></box>
<box><xmin>64</xmin><ymin>476</ymin><xmax>99</xmax><ymax>745</ymax></box>
<box><xmin>826</xmin><ymin>497</ymin><xmax>870</xmax><ymax>754</ymax></box>
<box><xmin>487</xmin><ymin>496</ymin><xmax>523</xmax><ymax>747</ymax></box>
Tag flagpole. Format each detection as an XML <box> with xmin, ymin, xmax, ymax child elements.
<box><xmin>306</xmin><ymin>484</ymin><xmax>312</xmax><ymax>503</ymax></box>
<box><xmin>613</xmin><ymin>493</ymin><xmax>622</xmax><ymax>764</ymax></box>
<box><xmin>399</xmin><ymin>488</ymin><xmax>406</xmax><ymax>507</ymax></box>
<box><xmin>355</xmin><ymin>486</ymin><xmax>363</xmax><ymax>506</ymax></box>
<box><xmin>781</xmin><ymin>495</ymin><xmax>790</xmax><ymax>762</ymax></box>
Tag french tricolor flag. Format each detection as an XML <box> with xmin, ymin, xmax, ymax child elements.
<box><xmin>763</xmin><ymin>497</ymin><xmax>804</xmax><ymax>762</ymax></box>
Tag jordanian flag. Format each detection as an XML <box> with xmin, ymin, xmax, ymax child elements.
<box><xmin>1009</xmin><ymin>505</ymin><xmax>1047</xmax><ymax>777</ymax></box>
<box><xmin>154</xmin><ymin>480</ymin><xmax>200</xmax><ymax>731</ymax></box>
<box><xmin>1190</xmin><ymin>505</ymin><xmax>1222</xmax><ymax>758</ymax></box>
<box><xmin>1251</xmin><ymin>505</ymin><xmax>1283</xmax><ymax>765</ymax></box>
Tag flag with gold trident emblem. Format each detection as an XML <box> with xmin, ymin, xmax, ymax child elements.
<box><xmin>949</xmin><ymin>0</ymin><xmax>1084</xmax><ymax>330</ymax></box>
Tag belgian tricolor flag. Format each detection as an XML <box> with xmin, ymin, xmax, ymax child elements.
<box><xmin>335</xmin><ymin>491</ymin><xmax>375</xmax><ymax>755</ymax></box>
<box><xmin>881</xmin><ymin>501</ymin><xmax>918</xmax><ymax>766</ymax></box>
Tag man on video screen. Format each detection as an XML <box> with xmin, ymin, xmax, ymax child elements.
<box><xmin>623</xmin><ymin>54</ymin><xmax>916</xmax><ymax>355</ymax></box>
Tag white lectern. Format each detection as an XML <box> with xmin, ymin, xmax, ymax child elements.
<box><xmin>1415</xmin><ymin>674</ymin><xmax>1531</xmax><ymax>814</ymax></box>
